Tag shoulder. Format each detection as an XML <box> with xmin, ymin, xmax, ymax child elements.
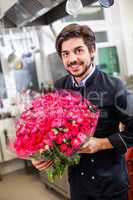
<box><xmin>97</xmin><ymin>68</ymin><xmax>124</xmax><ymax>91</ymax></box>
<box><xmin>54</xmin><ymin>75</ymin><xmax>71</xmax><ymax>89</ymax></box>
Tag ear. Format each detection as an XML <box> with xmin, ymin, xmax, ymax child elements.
<box><xmin>90</xmin><ymin>48</ymin><xmax>96</xmax><ymax>60</ymax></box>
<box><xmin>90</xmin><ymin>48</ymin><xmax>96</xmax><ymax>61</ymax></box>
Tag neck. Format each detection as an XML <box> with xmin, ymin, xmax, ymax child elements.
<box><xmin>75</xmin><ymin>64</ymin><xmax>93</xmax><ymax>85</ymax></box>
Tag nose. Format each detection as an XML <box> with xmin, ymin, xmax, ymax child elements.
<box><xmin>68</xmin><ymin>52</ymin><xmax>77</xmax><ymax>63</ymax></box>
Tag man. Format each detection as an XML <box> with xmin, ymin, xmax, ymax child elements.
<box><xmin>32</xmin><ymin>23</ymin><xmax>133</xmax><ymax>200</ymax></box>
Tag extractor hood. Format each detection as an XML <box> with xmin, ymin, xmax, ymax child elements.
<box><xmin>3</xmin><ymin>0</ymin><xmax>66</xmax><ymax>27</ymax></box>
<box><xmin>0</xmin><ymin>0</ymin><xmax>18</xmax><ymax>19</ymax></box>
<box><xmin>1</xmin><ymin>0</ymin><xmax>105</xmax><ymax>28</ymax></box>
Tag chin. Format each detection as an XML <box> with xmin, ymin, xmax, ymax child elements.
<box><xmin>70</xmin><ymin>70</ymin><xmax>82</xmax><ymax>76</ymax></box>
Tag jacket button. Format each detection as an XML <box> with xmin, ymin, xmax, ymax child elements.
<box><xmin>91</xmin><ymin>176</ymin><xmax>95</xmax><ymax>180</ymax></box>
<box><xmin>81</xmin><ymin>172</ymin><xmax>84</xmax><ymax>176</ymax></box>
<box><xmin>91</xmin><ymin>158</ymin><xmax>94</xmax><ymax>163</ymax></box>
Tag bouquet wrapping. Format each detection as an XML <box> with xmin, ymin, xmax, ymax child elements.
<box><xmin>12</xmin><ymin>89</ymin><xmax>100</xmax><ymax>181</ymax></box>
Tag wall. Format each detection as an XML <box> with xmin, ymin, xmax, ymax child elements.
<box><xmin>105</xmin><ymin>0</ymin><xmax>133</xmax><ymax>76</ymax></box>
<box><xmin>118</xmin><ymin>0</ymin><xmax>133</xmax><ymax>75</ymax></box>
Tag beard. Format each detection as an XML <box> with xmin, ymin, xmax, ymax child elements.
<box><xmin>66</xmin><ymin>61</ymin><xmax>92</xmax><ymax>78</ymax></box>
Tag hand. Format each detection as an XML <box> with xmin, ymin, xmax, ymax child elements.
<box><xmin>31</xmin><ymin>159</ymin><xmax>54</xmax><ymax>171</ymax></box>
<box><xmin>79</xmin><ymin>137</ymin><xmax>113</xmax><ymax>154</ymax></box>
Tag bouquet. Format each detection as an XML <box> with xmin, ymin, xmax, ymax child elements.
<box><xmin>12</xmin><ymin>89</ymin><xmax>100</xmax><ymax>182</ymax></box>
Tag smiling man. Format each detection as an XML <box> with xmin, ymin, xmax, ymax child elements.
<box><xmin>32</xmin><ymin>24</ymin><xmax>133</xmax><ymax>200</ymax></box>
<box><xmin>61</xmin><ymin>37</ymin><xmax>95</xmax><ymax>83</ymax></box>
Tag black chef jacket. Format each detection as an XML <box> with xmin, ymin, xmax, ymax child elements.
<box><xmin>54</xmin><ymin>67</ymin><xmax>133</xmax><ymax>199</ymax></box>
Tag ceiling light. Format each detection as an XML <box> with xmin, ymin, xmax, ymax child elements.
<box><xmin>65</xmin><ymin>0</ymin><xmax>83</xmax><ymax>16</ymax></box>
<box><xmin>98</xmin><ymin>0</ymin><xmax>114</xmax><ymax>8</ymax></box>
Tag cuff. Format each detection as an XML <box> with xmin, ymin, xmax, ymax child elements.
<box><xmin>108</xmin><ymin>132</ymin><xmax>128</xmax><ymax>154</ymax></box>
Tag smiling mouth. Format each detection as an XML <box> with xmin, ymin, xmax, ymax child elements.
<box><xmin>72</xmin><ymin>68</ymin><xmax>80</xmax><ymax>72</ymax></box>
<box><xmin>70</xmin><ymin>64</ymin><xmax>81</xmax><ymax>69</ymax></box>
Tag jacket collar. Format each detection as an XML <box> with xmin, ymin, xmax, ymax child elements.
<box><xmin>70</xmin><ymin>66</ymin><xmax>98</xmax><ymax>88</ymax></box>
<box><xmin>71</xmin><ymin>64</ymin><xmax>96</xmax><ymax>87</ymax></box>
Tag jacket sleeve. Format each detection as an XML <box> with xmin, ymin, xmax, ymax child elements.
<box><xmin>108</xmin><ymin>79</ymin><xmax>133</xmax><ymax>154</ymax></box>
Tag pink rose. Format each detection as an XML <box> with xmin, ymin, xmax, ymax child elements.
<box><xmin>65</xmin><ymin>147</ymin><xmax>74</xmax><ymax>156</ymax></box>
<box><xmin>48</xmin><ymin>130</ymin><xmax>57</xmax><ymax>140</ymax></box>
<box><xmin>71</xmin><ymin>138</ymin><xmax>81</xmax><ymax>149</ymax></box>
<box><xmin>55</xmin><ymin>133</ymin><xmax>65</xmax><ymax>144</ymax></box>
<box><xmin>60</xmin><ymin>143</ymin><xmax>68</xmax><ymax>152</ymax></box>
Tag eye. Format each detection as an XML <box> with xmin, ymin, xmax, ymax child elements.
<box><xmin>62</xmin><ymin>52</ymin><xmax>69</xmax><ymax>58</ymax></box>
<box><xmin>76</xmin><ymin>48</ymin><xmax>84</xmax><ymax>54</ymax></box>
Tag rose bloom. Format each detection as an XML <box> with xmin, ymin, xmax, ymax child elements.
<box><xmin>71</xmin><ymin>138</ymin><xmax>81</xmax><ymax>149</ymax></box>
<box><xmin>60</xmin><ymin>143</ymin><xmax>68</xmax><ymax>152</ymax></box>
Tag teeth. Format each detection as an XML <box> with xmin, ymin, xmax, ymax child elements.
<box><xmin>71</xmin><ymin>65</ymin><xmax>79</xmax><ymax>68</ymax></box>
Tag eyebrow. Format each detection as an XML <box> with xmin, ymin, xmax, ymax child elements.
<box><xmin>61</xmin><ymin>46</ymin><xmax>83</xmax><ymax>53</ymax></box>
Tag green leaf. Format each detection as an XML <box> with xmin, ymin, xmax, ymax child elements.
<box><xmin>88</xmin><ymin>105</ymin><xmax>97</xmax><ymax>113</ymax></box>
<box><xmin>52</xmin><ymin>128</ymin><xmax>59</xmax><ymax>134</ymax></box>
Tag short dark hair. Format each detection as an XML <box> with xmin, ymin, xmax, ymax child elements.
<box><xmin>56</xmin><ymin>23</ymin><xmax>96</xmax><ymax>58</ymax></box>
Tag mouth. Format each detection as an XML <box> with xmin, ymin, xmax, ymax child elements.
<box><xmin>69</xmin><ymin>64</ymin><xmax>81</xmax><ymax>71</ymax></box>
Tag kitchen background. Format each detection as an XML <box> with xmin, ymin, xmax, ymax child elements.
<box><xmin>0</xmin><ymin>0</ymin><xmax>133</xmax><ymax>200</ymax></box>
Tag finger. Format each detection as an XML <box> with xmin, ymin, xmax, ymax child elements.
<box><xmin>78</xmin><ymin>147</ymin><xmax>91</xmax><ymax>154</ymax></box>
<box><xmin>31</xmin><ymin>159</ymin><xmax>45</xmax><ymax>166</ymax></box>
<box><xmin>37</xmin><ymin>160</ymin><xmax>54</xmax><ymax>171</ymax></box>
<box><xmin>82</xmin><ymin>141</ymin><xmax>90</xmax><ymax>148</ymax></box>
<box><xmin>34</xmin><ymin>160</ymin><xmax>47</xmax><ymax>167</ymax></box>
<box><xmin>36</xmin><ymin>160</ymin><xmax>53</xmax><ymax>168</ymax></box>
<box><xmin>39</xmin><ymin>162</ymin><xmax>54</xmax><ymax>171</ymax></box>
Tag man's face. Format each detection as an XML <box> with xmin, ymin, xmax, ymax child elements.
<box><xmin>61</xmin><ymin>37</ymin><xmax>95</xmax><ymax>78</ymax></box>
